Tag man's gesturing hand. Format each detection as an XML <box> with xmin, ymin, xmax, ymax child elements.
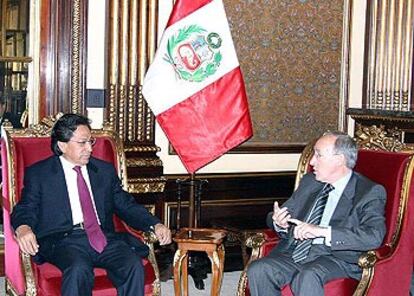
<box><xmin>15</xmin><ymin>225</ymin><xmax>39</xmax><ymax>256</ymax></box>
<box><xmin>272</xmin><ymin>201</ymin><xmax>291</xmax><ymax>229</ymax></box>
<box><xmin>288</xmin><ymin>218</ymin><xmax>329</xmax><ymax>241</ymax></box>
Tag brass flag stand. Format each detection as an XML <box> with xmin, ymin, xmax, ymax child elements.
<box><xmin>176</xmin><ymin>174</ymin><xmax>208</xmax><ymax>230</ymax></box>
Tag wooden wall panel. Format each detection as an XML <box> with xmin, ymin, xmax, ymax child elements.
<box><xmin>38</xmin><ymin>0</ymin><xmax>87</xmax><ymax>118</ymax></box>
<box><xmin>162</xmin><ymin>172</ymin><xmax>296</xmax><ymax>230</ymax></box>
<box><xmin>363</xmin><ymin>0</ymin><xmax>414</xmax><ymax>111</ymax></box>
<box><xmin>107</xmin><ymin>0</ymin><xmax>165</xmax><ymax>201</ymax></box>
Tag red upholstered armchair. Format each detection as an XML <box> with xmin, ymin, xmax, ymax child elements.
<box><xmin>237</xmin><ymin>141</ymin><xmax>414</xmax><ymax>296</ymax></box>
<box><xmin>2</xmin><ymin>117</ymin><xmax>161</xmax><ymax>296</ymax></box>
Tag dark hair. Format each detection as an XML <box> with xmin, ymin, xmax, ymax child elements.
<box><xmin>51</xmin><ymin>113</ymin><xmax>91</xmax><ymax>155</ymax></box>
<box><xmin>323</xmin><ymin>131</ymin><xmax>358</xmax><ymax>169</ymax></box>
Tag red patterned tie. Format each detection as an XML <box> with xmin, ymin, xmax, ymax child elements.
<box><xmin>73</xmin><ymin>166</ymin><xmax>107</xmax><ymax>253</ymax></box>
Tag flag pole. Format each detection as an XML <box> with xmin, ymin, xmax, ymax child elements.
<box><xmin>176</xmin><ymin>175</ymin><xmax>206</xmax><ymax>230</ymax></box>
<box><xmin>188</xmin><ymin>173</ymin><xmax>196</xmax><ymax>228</ymax></box>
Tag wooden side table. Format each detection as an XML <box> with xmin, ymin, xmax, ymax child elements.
<box><xmin>173</xmin><ymin>228</ymin><xmax>227</xmax><ymax>296</ymax></box>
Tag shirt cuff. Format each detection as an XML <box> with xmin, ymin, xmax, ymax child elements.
<box><xmin>324</xmin><ymin>226</ymin><xmax>332</xmax><ymax>246</ymax></box>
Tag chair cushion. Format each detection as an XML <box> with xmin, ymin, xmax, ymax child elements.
<box><xmin>281</xmin><ymin>277</ymin><xmax>359</xmax><ymax>295</ymax></box>
<box><xmin>4</xmin><ymin>132</ymin><xmax>160</xmax><ymax>296</ymax></box>
<box><xmin>35</xmin><ymin>258</ymin><xmax>156</xmax><ymax>296</ymax></box>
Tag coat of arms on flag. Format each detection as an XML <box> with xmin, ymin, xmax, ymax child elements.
<box><xmin>164</xmin><ymin>25</ymin><xmax>223</xmax><ymax>82</ymax></box>
<box><xmin>143</xmin><ymin>0</ymin><xmax>253</xmax><ymax>173</ymax></box>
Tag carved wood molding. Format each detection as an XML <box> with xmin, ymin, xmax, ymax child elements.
<box><xmin>126</xmin><ymin>158</ymin><xmax>163</xmax><ymax>167</ymax></box>
<box><xmin>127</xmin><ymin>177</ymin><xmax>167</xmax><ymax>193</ymax></box>
<box><xmin>107</xmin><ymin>0</ymin><xmax>163</xmax><ymax>194</ymax></box>
<box><xmin>124</xmin><ymin>146</ymin><xmax>160</xmax><ymax>152</ymax></box>
<box><xmin>354</xmin><ymin>123</ymin><xmax>412</xmax><ymax>152</ymax></box>
<box><xmin>363</xmin><ymin>0</ymin><xmax>414</xmax><ymax>110</ymax></box>
<box><xmin>348</xmin><ymin>108</ymin><xmax>414</xmax><ymax>151</ymax></box>
<box><xmin>3</xmin><ymin>113</ymin><xmax>64</xmax><ymax>136</ymax></box>
<box><xmin>107</xmin><ymin>0</ymin><xmax>158</xmax><ymax>144</ymax></box>
<box><xmin>70</xmin><ymin>0</ymin><xmax>87</xmax><ymax>113</ymax></box>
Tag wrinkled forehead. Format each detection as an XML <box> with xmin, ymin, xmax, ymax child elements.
<box><xmin>314</xmin><ymin>135</ymin><xmax>336</xmax><ymax>152</ymax></box>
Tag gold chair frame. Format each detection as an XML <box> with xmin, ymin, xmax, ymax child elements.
<box><xmin>237</xmin><ymin>140</ymin><xmax>414</xmax><ymax>296</ymax></box>
<box><xmin>3</xmin><ymin>115</ymin><xmax>161</xmax><ymax>296</ymax></box>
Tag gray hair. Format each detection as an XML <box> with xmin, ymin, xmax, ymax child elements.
<box><xmin>323</xmin><ymin>131</ymin><xmax>358</xmax><ymax>169</ymax></box>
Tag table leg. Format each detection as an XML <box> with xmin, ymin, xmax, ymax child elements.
<box><xmin>217</xmin><ymin>244</ymin><xmax>225</xmax><ymax>288</ymax></box>
<box><xmin>207</xmin><ymin>248</ymin><xmax>224</xmax><ymax>296</ymax></box>
<box><xmin>173</xmin><ymin>249</ymin><xmax>188</xmax><ymax>296</ymax></box>
<box><xmin>182</xmin><ymin>251</ymin><xmax>189</xmax><ymax>296</ymax></box>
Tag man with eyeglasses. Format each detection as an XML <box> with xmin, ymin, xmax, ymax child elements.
<box><xmin>11</xmin><ymin>113</ymin><xmax>172</xmax><ymax>296</ymax></box>
<box><xmin>247</xmin><ymin>131</ymin><xmax>386</xmax><ymax>296</ymax></box>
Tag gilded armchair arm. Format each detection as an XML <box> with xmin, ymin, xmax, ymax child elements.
<box><xmin>20</xmin><ymin>252</ymin><xmax>37</xmax><ymax>296</ymax></box>
<box><xmin>358</xmin><ymin>250</ymin><xmax>378</xmax><ymax>269</ymax></box>
<box><xmin>142</xmin><ymin>230</ymin><xmax>158</xmax><ymax>244</ymax></box>
<box><xmin>143</xmin><ymin>231</ymin><xmax>161</xmax><ymax>296</ymax></box>
<box><xmin>353</xmin><ymin>244</ymin><xmax>393</xmax><ymax>296</ymax></box>
<box><xmin>352</xmin><ymin>250</ymin><xmax>378</xmax><ymax>296</ymax></box>
<box><xmin>237</xmin><ymin>232</ymin><xmax>268</xmax><ymax>296</ymax></box>
<box><xmin>125</xmin><ymin>227</ymin><xmax>161</xmax><ymax>296</ymax></box>
<box><xmin>245</xmin><ymin>233</ymin><xmax>266</xmax><ymax>263</ymax></box>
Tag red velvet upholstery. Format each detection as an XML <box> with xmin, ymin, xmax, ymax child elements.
<box><xmin>243</xmin><ymin>229</ymin><xmax>359</xmax><ymax>296</ymax></box>
<box><xmin>242</xmin><ymin>149</ymin><xmax>414</xmax><ymax>296</ymax></box>
<box><xmin>3</xmin><ymin>132</ymin><xmax>158</xmax><ymax>296</ymax></box>
<box><xmin>34</xmin><ymin>258</ymin><xmax>155</xmax><ymax>296</ymax></box>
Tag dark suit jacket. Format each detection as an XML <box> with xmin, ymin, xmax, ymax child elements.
<box><xmin>11</xmin><ymin>155</ymin><xmax>160</xmax><ymax>260</ymax></box>
<box><xmin>266</xmin><ymin>172</ymin><xmax>386</xmax><ymax>265</ymax></box>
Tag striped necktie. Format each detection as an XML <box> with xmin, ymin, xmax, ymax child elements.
<box><xmin>291</xmin><ymin>183</ymin><xmax>334</xmax><ymax>263</ymax></box>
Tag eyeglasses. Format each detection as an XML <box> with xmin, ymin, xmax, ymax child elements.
<box><xmin>69</xmin><ymin>137</ymin><xmax>96</xmax><ymax>147</ymax></box>
<box><xmin>313</xmin><ymin>150</ymin><xmax>340</xmax><ymax>159</ymax></box>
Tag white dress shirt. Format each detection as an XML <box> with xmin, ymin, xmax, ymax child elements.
<box><xmin>59</xmin><ymin>156</ymin><xmax>101</xmax><ymax>225</ymax></box>
<box><xmin>314</xmin><ymin>171</ymin><xmax>352</xmax><ymax>246</ymax></box>
<box><xmin>273</xmin><ymin>172</ymin><xmax>353</xmax><ymax>246</ymax></box>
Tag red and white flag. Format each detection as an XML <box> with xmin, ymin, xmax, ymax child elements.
<box><xmin>143</xmin><ymin>0</ymin><xmax>253</xmax><ymax>173</ymax></box>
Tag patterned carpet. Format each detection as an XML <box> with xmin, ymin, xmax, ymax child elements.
<box><xmin>161</xmin><ymin>271</ymin><xmax>242</xmax><ymax>295</ymax></box>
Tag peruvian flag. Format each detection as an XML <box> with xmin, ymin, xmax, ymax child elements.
<box><xmin>142</xmin><ymin>0</ymin><xmax>253</xmax><ymax>173</ymax></box>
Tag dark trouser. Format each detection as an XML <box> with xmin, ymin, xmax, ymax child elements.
<box><xmin>411</xmin><ymin>270</ymin><xmax>414</xmax><ymax>296</ymax></box>
<box><xmin>44</xmin><ymin>230</ymin><xmax>145</xmax><ymax>296</ymax></box>
<box><xmin>246</xmin><ymin>245</ymin><xmax>360</xmax><ymax>296</ymax></box>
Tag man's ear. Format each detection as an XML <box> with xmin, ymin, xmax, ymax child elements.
<box><xmin>57</xmin><ymin>141</ymin><xmax>66</xmax><ymax>154</ymax></box>
<box><xmin>337</xmin><ymin>154</ymin><xmax>347</xmax><ymax>166</ymax></box>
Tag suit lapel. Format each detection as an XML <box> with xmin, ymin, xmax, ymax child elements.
<box><xmin>298</xmin><ymin>182</ymin><xmax>324</xmax><ymax>221</ymax></box>
<box><xmin>286</xmin><ymin>180</ymin><xmax>324</xmax><ymax>248</ymax></box>
<box><xmin>329</xmin><ymin>172</ymin><xmax>357</xmax><ymax>225</ymax></box>
<box><xmin>87</xmin><ymin>159</ymin><xmax>106</xmax><ymax>225</ymax></box>
<box><xmin>51</xmin><ymin>157</ymin><xmax>73</xmax><ymax>223</ymax></box>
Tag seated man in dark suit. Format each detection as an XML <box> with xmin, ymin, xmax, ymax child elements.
<box><xmin>12</xmin><ymin>113</ymin><xmax>171</xmax><ymax>296</ymax></box>
<box><xmin>247</xmin><ymin>131</ymin><xmax>386</xmax><ymax>296</ymax></box>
